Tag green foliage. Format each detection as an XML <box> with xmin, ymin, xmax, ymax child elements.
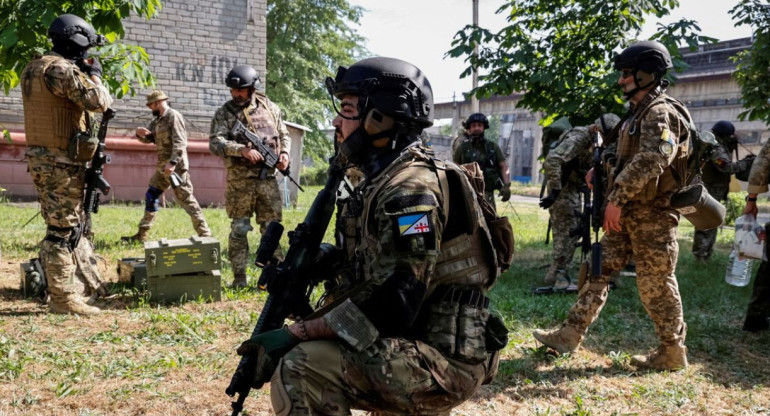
<box><xmin>0</xmin><ymin>0</ymin><xmax>161</xmax><ymax>97</ymax></box>
<box><xmin>446</xmin><ymin>0</ymin><xmax>716</xmax><ymax>126</ymax></box>
<box><xmin>300</xmin><ymin>164</ymin><xmax>329</xmax><ymax>187</ymax></box>
<box><xmin>731</xmin><ymin>0</ymin><xmax>770</xmax><ymax>123</ymax></box>
<box><xmin>725</xmin><ymin>191</ymin><xmax>747</xmax><ymax>225</ymax></box>
<box><xmin>266</xmin><ymin>0</ymin><xmax>367</xmax><ymax>163</ymax></box>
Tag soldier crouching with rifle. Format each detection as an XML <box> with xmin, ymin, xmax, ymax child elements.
<box><xmin>22</xmin><ymin>14</ymin><xmax>112</xmax><ymax>315</ymax></box>
<box><xmin>533</xmin><ymin>41</ymin><xmax>692</xmax><ymax>371</ymax></box>
<box><xmin>226</xmin><ymin>57</ymin><xmax>508</xmax><ymax>415</ymax></box>
<box><xmin>209</xmin><ymin>65</ymin><xmax>291</xmax><ymax>289</ymax></box>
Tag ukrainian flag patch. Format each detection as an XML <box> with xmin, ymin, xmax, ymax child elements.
<box><xmin>397</xmin><ymin>213</ymin><xmax>432</xmax><ymax>236</ymax></box>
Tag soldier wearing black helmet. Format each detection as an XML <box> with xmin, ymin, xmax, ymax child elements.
<box><xmin>692</xmin><ymin>120</ymin><xmax>754</xmax><ymax>261</ymax></box>
<box><xmin>209</xmin><ymin>65</ymin><xmax>291</xmax><ymax>288</ymax></box>
<box><xmin>534</xmin><ymin>40</ymin><xmax>692</xmax><ymax>371</ymax></box>
<box><xmin>452</xmin><ymin>112</ymin><xmax>511</xmax><ymax>212</ymax></box>
<box><xmin>234</xmin><ymin>57</ymin><xmax>504</xmax><ymax>415</ymax></box>
<box><xmin>21</xmin><ymin>13</ymin><xmax>112</xmax><ymax>315</ymax></box>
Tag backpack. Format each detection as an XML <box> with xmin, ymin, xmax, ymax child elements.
<box><xmin>436</xmin><ymin>159</ymin><xmax>515</xmax><ymax>281</ymax></box>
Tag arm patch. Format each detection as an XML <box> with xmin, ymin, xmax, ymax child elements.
<box><xmin>384</xmin><ymin>193</ymin><xmax>438</xmax><ymax>214</ymax></box>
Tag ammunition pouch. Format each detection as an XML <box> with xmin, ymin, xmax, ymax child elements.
<box><xmin>423</xmin><ymin>286</ymin><xmax>503</xmax><ymax>364</ymax></box>
<box><xmin>670</xmin><ymin>183</ymin><xmax>726</xmax><ymax>231</ymax></box>
<box><xmin>68</xmin><ymin>130</ymin><xmax>98</xmax><ymax>162</ymax></box>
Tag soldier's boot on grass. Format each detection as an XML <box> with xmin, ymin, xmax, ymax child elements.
<box><xmin>532</xmin><ymin>324</ymin><xmax>584</xmax><ymax>354</ymax></box>
<box><xmin>230</xmin><ymin>272</ymin><xmax>248</xmax><ymax>289</ymax></box>
<box><xmin>743</xmin><ymin>315</ymin><xmax>769</xmax><ymax>332</ymax></box>
<box><xmin>121</xmin><ymin>227</ymin><xmax>149</xmax><ymax>243</ymax></box>
<box><xmin>630</xmin><ymin>343</ymin><xmax>688</xmax><ymax>371</ymax></box>
<box><xmin>49</xmin><ymin>297</ymin><xmax>101</xmax><ymax>315</ymax></box>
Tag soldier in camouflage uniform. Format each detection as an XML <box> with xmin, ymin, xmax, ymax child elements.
<box><xmin>209</xmin><ymin>65</ymin><xmax>290</xmax><ymax>288</ymax></box>
<box><xmin>121</xmin><ymin>90</ymin><xmax>211</xmax><ymax>242</ymax></box>
<box><xmin>539</xmin><ymin>115</ymin><xmax>620</xmax><ymax>288</ymax></box>
<box><xmin>692</xmin><ymin>120</ymin><xmax>754</xmax><ymax>261</ymax></box>
<box><xmin>235</xmin><ymin>57</ymin><xmax>505</xmax><ymax>415</ymax></box>
<box><xmin>741</xmin><ymin>137</ymin><xmax>770</xmax><ymax>332</ymax></box>
<box><xmin>452</xmin><ymin>113</ymin><xmax>511</xmax><ymax>212</ymax></box>
<box><xmin>533</xmin><ymin>41</ymin><xmax>691</xmax><ymax>371</ymax></box>
<box><xmin>22</xmin><ymin>14</ymin><xmax>112</xmax><ymax>315</ymax></box>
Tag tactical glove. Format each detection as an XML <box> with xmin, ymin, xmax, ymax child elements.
<box><xmin>79</xmin><ymin>57</ymin><xmax>103</xmax><ymax>79</ymax></box>
<box><xmin>539</xmin><ymin>189</ymin><xmax>561</xmax><ymax>209</ymax></box>
<box><xmin>500</xmin><ymin>185</ymin><xmax>512</xmax><ymax>202</ymax></box>
<box><xmin>237</xmin><ymin>327</ymin><xmax>300</xmax><ymax>386</ymax></box>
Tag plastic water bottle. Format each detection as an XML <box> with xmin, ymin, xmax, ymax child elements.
<box><xmin>725</xmin><ymin>248</ymin><xmax>752</xmax><ymax>287</ymax></box>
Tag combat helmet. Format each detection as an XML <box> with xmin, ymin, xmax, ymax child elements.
<box><xmin>595</xmin><ymin>113</ymin><xmax>621</xmax><ymax>135</ymax></box>
<box><xmin>463</xmin><ymin>113</ymin><xmax>490</xmax><ymax>130</ymax></box>
<box><xmin>711</xmin><ymin>120</ymin><xmax>736</xmax><ymax>138</ymax></box>
<box><xmin>225</xmin><ymin>65</ymin><xmax>261</xmax><ymax>90</ymax></box>
<box><xmin>613</xmin><ymin>40</ymin><xmax>673</xmax><ymax>97</ymax></box>
<box><xmin>48</xmin><ymin>14</ymin><xmax>105</xmax><ymax>60</ymax></box>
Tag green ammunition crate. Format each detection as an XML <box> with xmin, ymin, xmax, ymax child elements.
<box><xmin>144</xmin><ymin>236</ymin><xmax>221</xmax><ymax>277</ymax></box>
<box><xmin>117</xmin><ymin>257</ymin><xmax>147</xmax><ymax>288</ymax></box>
<box><xmin>146</xmin><ymin>270</ymin><xmax>222</xmax><ymax>302</ymax></box>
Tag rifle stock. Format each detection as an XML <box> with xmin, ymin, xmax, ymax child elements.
<box><xmin>231</xmin><ymin>120</ymin><xmax>304</xmax><ymax>191</ymax></box>
<box><xmin>226</xmin><ymin>157</ymin><xmax>345</xmax><ymax>416</ymax></box>
<box><xmin>83</xmin><ymin>108</ymin><xmax>115</xmax><ymax>237</ymax></box>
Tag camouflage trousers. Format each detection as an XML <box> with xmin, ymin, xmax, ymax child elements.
<box><xmin>140</xmin><ymin>169</ymin><xmax>211</xmax><ymax>236</ymax></box>
<box><xmin>545</xmin><ymin>188</ymin><xmax>581</xmax><ymax>283</ymax></box>
<box><xmin>566</xmin><ymin>204</ymin><xmax>686</xmax><ymax>346</ymax></box>
<box><xmin>226</xmin><ymin>177</ymin><xmax>282</xmax><ymax>277</ymax></box>
<box><xmin>271</xmin><ymin>339</ymin><xmax>473</xmax><ymax>416</ymax></box>
<box><xmin>747</xmin><ymin>222</ymin><xmax>770</xmax><ymax>320</ymax></box>
<box><xmin>691</xmin><ymin>182</ymin><xmax>729</xmax><ymax>259</ymax></box>
<box><xmin>28</xmin><ymin>151</ymin><xmax>105</xmax><ymax>302</ymax></box>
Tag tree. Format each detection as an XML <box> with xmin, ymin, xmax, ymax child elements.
<box><xmin>266</xmin><ymin>0</ymin><xmax>367</xmax><ymax>162</ymax></box>
<box><xmin>731</xmin><ymin>0</ymin><xmax>770</xmax><ymax>124</ymax></box>
<box><xmin>0</xmin><ymin>1</ymin><xmax>160</xmax><ymax>140</ymax></box>
<box><xmin>446</xmin><ymin>0</ymin><xmax>714</xmax><ymax>127</ymax></box>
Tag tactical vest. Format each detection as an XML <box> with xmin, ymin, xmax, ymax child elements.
<box><xmin>226</xmin><ymin>93</ymin><xmax>281</xmax><ymax>170</ymax></box>
<box><xmin>21</xmin><ymin>55</ymin><xmax>88</xmax><ymax>150</ymax></box>
<box><xmin>353</xmin><ymin>146</ymin><xmax>500</xmax><ymax>291</ymax></box>
<box><xmin>612</xmin><ymin>94</ymin><xmax>690</xmax><ymax>203</ymax></box>
<box><xmin>459</xmin><ymin>139</ymin><xmax>500</xmax><ymax>191</ymax></box>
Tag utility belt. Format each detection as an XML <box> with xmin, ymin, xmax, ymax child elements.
<box><xmin>422</xmin><ymin>285</ymin><xmax>508</xmax><ymax>364</ymax></box>
<box><xmin>44</xmin><ymin>224</ymin><xmax>82</xmax><ymax>251</ymax></box>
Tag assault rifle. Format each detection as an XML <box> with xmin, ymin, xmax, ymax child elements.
<box><xmin>83</xmin><ymin>108</ymin><xmax>115</xmax><ymax>237</ymax></box>
<box><xmin>588</xmin><ymin>130</ymin><xmax>604</xmax><ymax>282</ymax></box>
<box><xmin>231</xmin><ymin>120</ymin><xmax>304</xmax><ymax>192</ymax></box>
<box><xmin>225</xmin><ymin>156</ymin><xmax>345</xmax><ymax>416</ymax></box>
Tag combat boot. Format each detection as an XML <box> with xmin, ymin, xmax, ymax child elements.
<box><xmin>230</xmin><ymin>273</ymin><xmax>248</xmax><ymax>289</ymax></box>
<box><xmin>630</xmin><ymin>344</ymin><xmax>688</xmax><ymax>371</ymax></box>
<box><xmin>743</xmin><ymin>315</ymin><xmax>769</xmax><ymax>332</ymax></box>
<box><xmin>120</xmin><ymin>227</ymin><xmax>149</xmax><ymax>243</ymax></box>
<box><xmin>49</xmin><ymin>297</ymin><xmax>102</xmax><ymax>315</ymax></box>
<box><xmin>532</xmin><ymin>324</ymin><xmax>584</xmax><ymax>354</ymax></box>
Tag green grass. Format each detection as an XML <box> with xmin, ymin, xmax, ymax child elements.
<box><xmin>0</xmin><ymin>193</ymin><xmax>768</xmax><ymax>415</ymax></box>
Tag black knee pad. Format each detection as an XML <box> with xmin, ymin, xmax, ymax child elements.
<box><xmin>145</xmin><ymin>186</ymin><xmax>163</xmax><ymax>212</ymax></box>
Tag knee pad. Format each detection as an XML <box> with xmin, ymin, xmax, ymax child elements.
<box><xmin>230</xmin><ymin>217</ymin><xmax>253</xmax><ymax>239</ymax></box>
<box><xmin>270</xmin><ymin>359</ymin><xmax>293</xmax><ymax>416</ymax></box>
<box><xmin>145</xmin><ymin>186</ymin><xmax>163</xmax><ymax>212</ymax></box>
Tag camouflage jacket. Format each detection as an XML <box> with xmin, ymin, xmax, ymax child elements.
<box><xmin>209</xmin><ymin>92</ymin><xmax>290</xmax><ymax>180</ymax></box>
<box><xmin>139</xmin><ymin>107</ymin><xmax>189</xmax><ymax>171</ymax></box>
<box><xmin>543</xmin><ymin>126</ymin><xmax>592</xmax><ymax>192</ymax></box>
<box><xmin>452</xmin><ymin>137</ymin><xmax>505</xmax><ymax>191</ymax></box>
<box><xmin>747</xmin><ymin>137</ymin><xmax>770</xmax><ymax>194</ymax></box>
<box><xmin>701</xmin><ymin>141</ymin><xmax>751</xmax><ymax>185</ymax></box>
<box><xmin>607</xmin><ymin>91</ymin><xmax>691</xmax><ymax>207</ymax></box>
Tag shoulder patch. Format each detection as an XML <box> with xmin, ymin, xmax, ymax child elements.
<box><xmin>397</xmin><ymin>213</ymin><xmax>432</xmax><ymax>236</ymax></box>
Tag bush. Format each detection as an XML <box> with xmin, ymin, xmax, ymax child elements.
<box><xmin>301</xmin><ymin>165</ymin><xmax>328</xmax><ymax>186</ymax></box>
<box><xmin>724</xmin><ymin>191</ymin><xmax>746</xmax><ymax>226</ymax></box>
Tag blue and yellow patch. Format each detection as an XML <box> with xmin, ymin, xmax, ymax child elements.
<box><xmin>659</xmin><ymin>128</ymin><xmax>676</xmax><ymax>155</ymax></box>
<box><xmin>397</xmin><ymin>213</ymin><xmax>432</xmax><ymax>236</ymax></box>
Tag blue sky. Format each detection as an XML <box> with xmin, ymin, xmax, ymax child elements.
<box><xmin>349</xmin><ymin>0</ymin><xmax>752</xmax><ymax>105</ymax></box>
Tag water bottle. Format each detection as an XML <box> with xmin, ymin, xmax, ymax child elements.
<box><xmin>725</xmin><ymin>248</ymin><xmax>752</xmax><ymax>287</ymax></box>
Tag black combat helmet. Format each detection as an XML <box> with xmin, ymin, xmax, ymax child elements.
<box><xmin>463</xmin><ymin>113</ymin><xmax>489</xmax><ymax>130</ymax></box>
<box><xmin>613</xmin><ymin>40</ymin><xmax>673</xmax><ymax>73</ymax></box>
<box><xmin>712</xmin><ymin>120</ymin><xmax>736</xmax><ymax>138</ymax></box>
<box><xmin>225</xmin><ymin>65</ymin><xmax>261</xmax><ymax>89</ymax></box>
<box><xmin>326</xmin><ymin>56</ymin><xmax>433</xmax><ymax>128</ymax></box>
<box><xmin>48</xmin><ymin>14</ymin><xmax>105</xmax><ymax>59</ymax></box>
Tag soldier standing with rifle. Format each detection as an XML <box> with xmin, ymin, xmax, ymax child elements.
<box><xmin>121</xmin><ymin>90</ymin><xmax>212</xmax><ymax>243</ymax></box>
<box><xmin>209</xmin><ymin>65</ymin><xmax>291</xmax><ymax>288</ymax></box>
<box><xmin>533</xmin><ymin>41</ymin><xmax>692</xmax><ymax>371</ymax></box>
<box><xmin>22</xmin><ymin>14</ymin><xmax>112</xmax><ymax>314</ymax></box>
<box><xmin>228</xmin><ymin>57</ymin><xmax>508</xmax><ymax>415</ymax></box>
<box><xmin>538</xmin><ymin>115</ymin><xmax>620</xmax><ymax>291</ymax></box>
